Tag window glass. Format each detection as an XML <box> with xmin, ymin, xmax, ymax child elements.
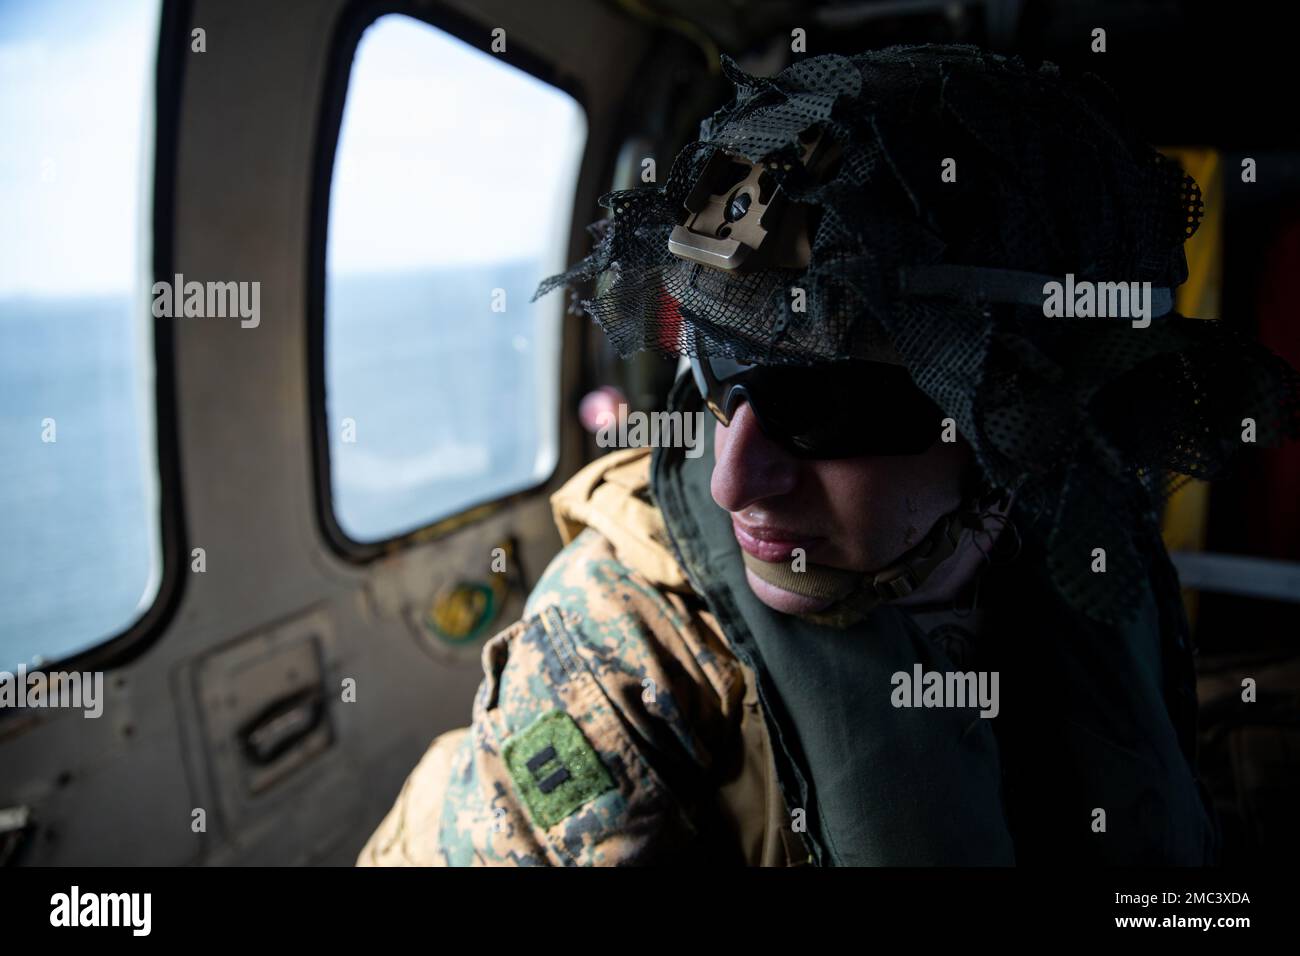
<box><xmin>0</xmin><ymin>0</ymin><xmax>163</xmax><ymax>669</ymax></box>
<box><xmin>326</xmin><ymin>14</ymin><xmax>586</xmax><ymax>542</ymax></box>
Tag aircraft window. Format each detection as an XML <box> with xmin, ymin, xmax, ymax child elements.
<box><xmin>0</xmin><ymin>0</ymin><xmax>163</xmax><ymax>669</ymax></box>
<box><xmin>324</xmin><ymin>14</ymin><xmax>586</xmax><ymax>543</ymax></box>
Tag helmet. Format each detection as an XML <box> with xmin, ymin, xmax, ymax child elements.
<box><xmin>536</xmin><ymin>44</ymin><xmax>1300</xmax><ymax>625</ymax></box>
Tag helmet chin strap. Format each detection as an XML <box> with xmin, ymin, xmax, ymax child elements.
<box><xmin>740</xmin><ymin>490</ymin><xmax>994</xmax><ymax>628</ymax></box>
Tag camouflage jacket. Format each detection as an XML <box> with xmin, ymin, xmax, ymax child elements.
<box><xmin>357</xmin><ymin>448</ymin><xmax>809</xmax><ymax>866</ymax></box>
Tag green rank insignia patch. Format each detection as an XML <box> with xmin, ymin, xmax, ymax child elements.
<box><xmin>503</xmin><ymin>710</ymin><xmax>616</xmax><ymax>829</ymax></box>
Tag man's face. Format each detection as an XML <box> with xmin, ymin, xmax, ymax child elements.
<box><xmin>710</xmin><ymin>402</ymin><xmax>971</xmax><ymax>614</ymax></box>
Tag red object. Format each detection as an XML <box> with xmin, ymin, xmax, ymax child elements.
<box><xmin>1248</xmin><ymin>208</ymin><xmax>1300</xmax><ymax>561</ymax></box>
<box><xmin>656</xmin><ymin>286</ymin><xmax>685</xmax><ymax>353</ymax></box>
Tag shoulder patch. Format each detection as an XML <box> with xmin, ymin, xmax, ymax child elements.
<box><xmin>503</xmin><ymin>710</ymin><xmax>616</xmax><ymax>829</ymax></box>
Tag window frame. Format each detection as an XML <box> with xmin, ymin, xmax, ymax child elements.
<box><xmin>307</xmin><ymin>0</ymin><xmax>588</xmax><ymax>562</ymax></box>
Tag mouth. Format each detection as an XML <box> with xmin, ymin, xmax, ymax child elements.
<box><xmin>730</xmin><ymin>518</ymin><xmax>823</xmax><ymax>564</ymax></box>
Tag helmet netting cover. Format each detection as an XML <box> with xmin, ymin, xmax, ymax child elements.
<box><xmin>534</xmin><ymin>44</ymin><xmax>1300</xmax><ymax>624</ymax></box>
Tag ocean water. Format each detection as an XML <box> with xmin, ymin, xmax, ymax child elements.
<box><xmin>0</xmin><ymin>293</ymin><xmax>155</xmax><ymax>670</ymax></box>
<box><xmin>325</xmin><ymin>263</ymin><xmax>554</xmax><ymax>541</ymax></box>
<box><xmin>0</xmin><ymin>261</ymin><xmax>554</xmax><ymax>670</ymax></box>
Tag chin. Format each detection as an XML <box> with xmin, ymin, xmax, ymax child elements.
<box><xmin>744</xmin><ymin>568</ymin><xmax>835</xmax><ymax>615</ymax></box>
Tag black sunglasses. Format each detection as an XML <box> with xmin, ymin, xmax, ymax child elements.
<box><xmin>689</xmin><ymin>356</ymin><xmax>945</xmax><ymax>458</ymax></box>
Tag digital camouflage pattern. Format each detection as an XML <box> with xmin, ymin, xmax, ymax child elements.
<box><xmin>357</xmin><ymin>449</ymin><xmax>807</xmax><ymax>866</ymax></box>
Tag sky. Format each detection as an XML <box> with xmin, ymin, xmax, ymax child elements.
<box><xmin>0</xmin><ymin>2</ymin><xmax>587</xmax><ymax>298</ymax></box>
<box><xmin>0</xmin><ymin>0</ymin><xmax>157</xmax><ymax>298</ymax></box>
<box><xmin>327</xmin><ymin>14</ymin><xmax>586</xmax><ymax>275</ymax></box>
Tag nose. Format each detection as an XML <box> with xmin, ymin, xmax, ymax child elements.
<box><xmin>711</xmin><ymin>401</ymin><xmax>801</xmax><ymax>512</ymax></box>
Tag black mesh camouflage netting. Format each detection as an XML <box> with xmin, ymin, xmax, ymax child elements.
<box><xmin>534</xmin><ymin>44</ymin><xmax>1300</xmax><ymax>625</ymax></box>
